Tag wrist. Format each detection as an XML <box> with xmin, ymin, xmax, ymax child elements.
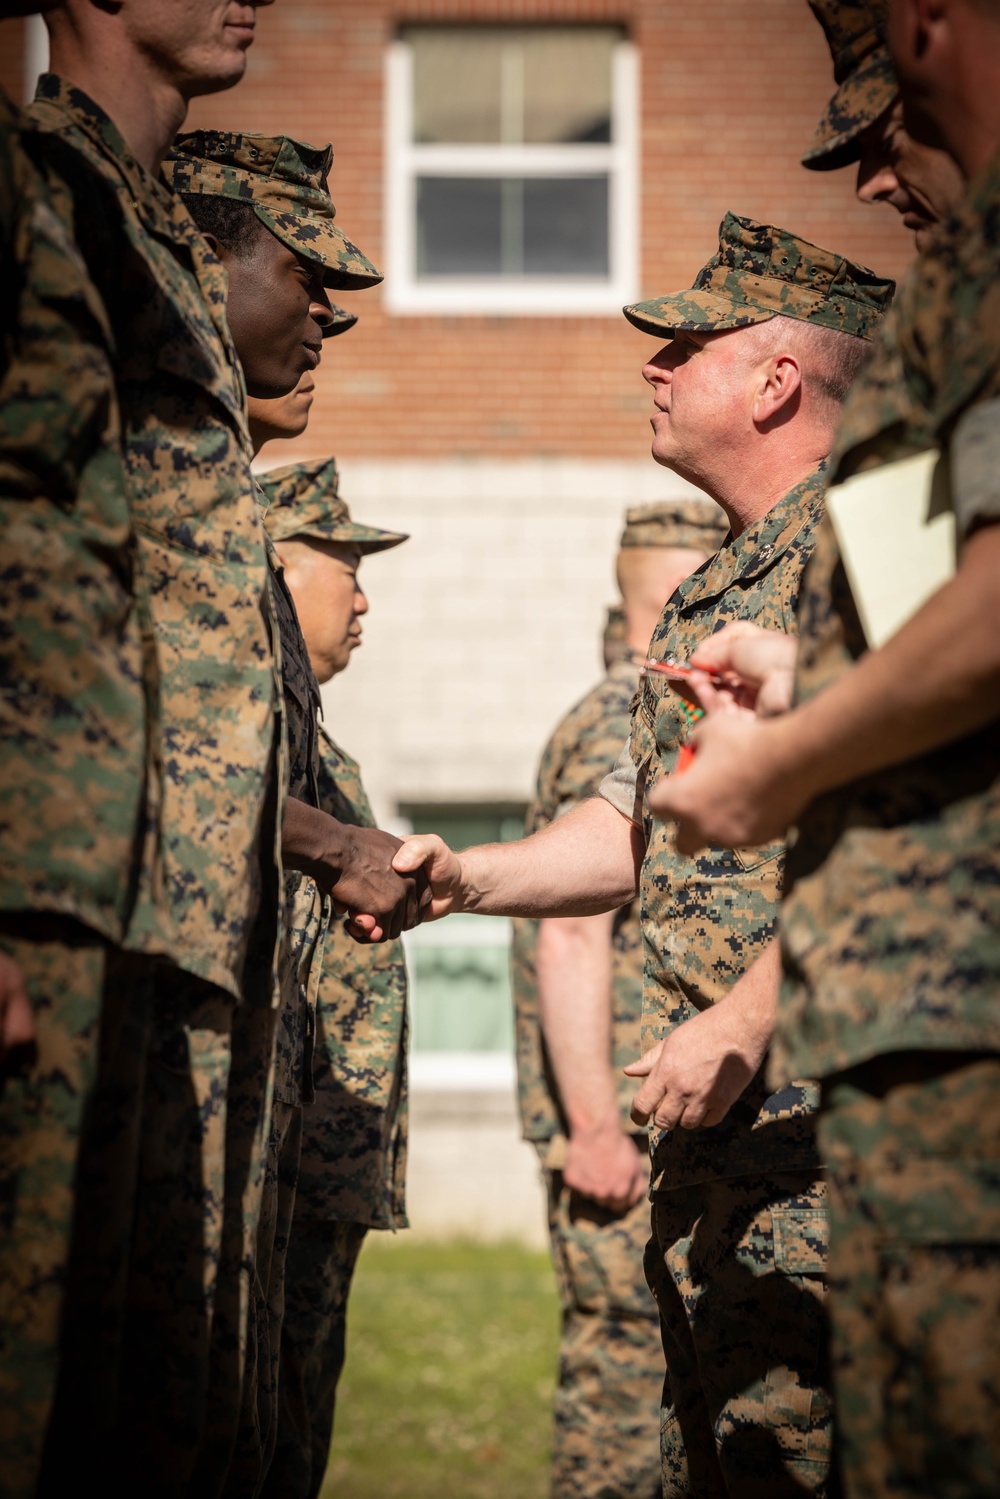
<box><xmin>282</xmin><ymin>802</ymin><xmax>351</xmax><ymax>886</ymax></box>
<box><xmin>567</xmin><ymin>1104</ymin><xmax>623</xmax><ymax>1142</ymax></box>
<box><xmin>453</xmin><ymin>850</ymin><xmax>488</xmax><ymax>915</ymax></box>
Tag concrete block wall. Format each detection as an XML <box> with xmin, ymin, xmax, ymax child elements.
<box><xmin>252</xmin><ymin>457</ymin><xmax>713</xmax><ymax>821</ymax></box>
<box><xmin>406</xmin><ymin>1056</ymin><xmax>548</xmax><ymax>1245</ymax></box>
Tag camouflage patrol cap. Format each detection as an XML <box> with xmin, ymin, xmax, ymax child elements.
<box><xmin>325</xmin><ymin>305</ymin><xmax>358</xmax><ymax>339</ymax></box>
<box><xmin>624</xmin><ymin>212</ymin><xmax>893</xmax><ymax>342</ymax></box>
<box><xmin>803</xmin><ymin>1</ymin><xmax>897</xmax><ymax>171</ymax></box>
<box><xmin>164</xmin><ymin>130</ymin><xmax>382</xmax><ymax>290</ymax></box>
<box><xmin>260</xmin><ymin>459</ymin><xmax>408</xmax><ymax>554</ymax></box>
<box><xmin>620</xmin><ymin>499</ymin><xmax>729</xmax><ymax>554</ymax></box>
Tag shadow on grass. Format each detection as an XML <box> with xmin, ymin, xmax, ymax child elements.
<box><xmin>323</xmin><ymin>1236</ymin><xmax>560</xmax><ymax>1499</ymax></box>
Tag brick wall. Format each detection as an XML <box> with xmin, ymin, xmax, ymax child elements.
<box><xmin>4</xmin><ymin>5</ymin><xmax>919</xmax><ymax>819</ymax></box>
<box><xmin>1</xmin><ymin>17</ymin><xmax>26</xmax><ymax>101</ymax></box>
<box><xmin>186</xmin><ymin>0</ymin><xmax>914</xmax><ymax>464</ymax></box>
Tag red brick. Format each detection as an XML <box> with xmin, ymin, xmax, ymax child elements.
<box><xmin>179</xmin><ymin>0</ymin><xmax>913</xmax><ymax>464</ymax></box>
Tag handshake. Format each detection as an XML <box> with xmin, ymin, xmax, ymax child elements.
<box><xmin>281</xmin><ymin>795</ymin><xmax>467</xmax><ymax>944</ymax></box>
<box><xmin>335</xmin><ymin>827</ymin><xmax>466</xmax><ymax>945</ymax></box>
<box><xmin>313</xmin><ymin>621</ymin><xmax>802</xmax><ymax>944</ymax></box>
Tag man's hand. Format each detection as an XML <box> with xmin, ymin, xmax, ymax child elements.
<box><xmin>282</xmin><ymin>800</ymin><xmax>430</xmax><ymax>941</ymax></box>
<box><xmin>563</xmin><ymin>1124</ymin><xmax>648</xmax><ymax>1212</ymax></box>
<box><xmin>625</xmin><ymin>942</ymin><xmax>778</xmax><ymax>1129</ymax></box>
<box><xmin>0</xmin><ymin>951</ymin><xmax>33</xmax><ymax>1061</ymax></box>
<box><xmin>390</xmin><ymin>834</ymin><xmax>467</xmax><ymax>921</ymax></box>
<box><xmin>346</xmin><ymin>833</ymin><xmax>467</xmax><ymax>941</ymax></box>
<box><xmin>690</xmin><ymin>622</ymin><xmax>798</xmax><ymax>719</ymax></box>
<box><xmin>330</xmin><ymin>825</ymin><xmax>431</xmax><ymax>941</ymax></box>
<box><xmin>647</xmin><ymin>713</ymin><xmax>806</xmax><ymax>853</ymax></box>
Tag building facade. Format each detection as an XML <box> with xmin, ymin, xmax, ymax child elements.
<box><xmin>5</xmin><ymin>6</ymin><xmax>913</xmax><ymax>1201</ymax></box>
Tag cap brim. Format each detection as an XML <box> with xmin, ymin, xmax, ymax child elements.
<box><xmin>323</xmin><ymin>304</ymin><xmax>358</xmax><ymax>339</ymax></box>
<box><xmin>623</xmin><ymin>290</ymin><xmax>775</xmax><ymax>337</ymax></box>
<box><xmin>802</xmin><ymin>50</ymin><xmax>898</xmax><ymax>172</ymax></box>
<box><xmin>258</xmin><ymin>207</ymin><xmax>384</xmax><ymax>289</ymax></box>
<box><xmin>294</xmin><ymin>521</ymin><xmax>409</xmax><ymax>554</ymax></box>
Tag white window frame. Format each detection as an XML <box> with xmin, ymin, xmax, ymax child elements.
<box><xmin>383</xmin><ymin>33</ymin><xmax>640</xmax><ymax>316</ymax></box>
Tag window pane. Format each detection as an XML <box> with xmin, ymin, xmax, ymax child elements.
<box><xmin>405</xmin><ymin>808</ymin><xmax>525</xmax><ymax>848</ymax></box>
<box><xmin>522</xmin><ymin>30</ymin><xmax>618</xmax><ymax>144</ymax></box>
<box><xmin>410</xmin><ymin>944</ymin><xmax>514</xmax><ymax>1052</ymax></box>
<box><xmin>401</xmin><ymin>812</ymin><xmax>522</xmax><ymax>1053</ymax></box>
<box><xmin>405</xmin><ymin>25</ymin><xmax>621</xmax><ymax>145</ymax></box>
<box><xmin>524</xmin><ymin>176</ymin><xmax>609</xmax><ymax>275</ymax></box>
<box><xmin>416</xmin><ymin>175</ymin><xmax>609</xmax><ymax>279</ymax></box>
<box><xmin>417</xmin><ymin>177</ymin><xmax>502</xmax><ymax>277</ymax></box>
<box><xmin>409</xmin><ymin>30</ymin><xmax>503</xmax><ymax>144</ymax></box>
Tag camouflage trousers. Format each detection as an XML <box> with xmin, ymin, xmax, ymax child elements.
<box><xmin>220</xmin><ymin>1096</ymin><xmax>302</xmax><ymax>1499</ymax></box>
<box><xmin>37</xmin><ymin>966</ymin><xmax>242</xmax><ymax>1497</ymax></box>
<box><xmin>646</xmin><ymin>1171</ymin><xmax>833</xmax><ymax>1499</ymax></box>
<box><xmin>40</xmin><ymin>961</ymin><xmax>276</xmax><ymax>1499</ymax></box>
<box><xmin>545</xmin><ymin>1164</ymin><xmax>664</xmax><ymax>1499</ymax></box>
<box><xmin>261</xmin><ymin>1219</ymin><xmax>369</xmax><ymax>1499</ymax></box>
<box><xmin>819</xmin><ymin>1051</ymin><xmax>1000</xmax><ymax>1499</ymax></box>
<box><xmin>0</xmin><ymin>917</ymin><xmax>154</xmax><ymax>1499</ymax></box>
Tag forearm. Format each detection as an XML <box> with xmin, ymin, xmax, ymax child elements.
<box><xmin>768</xmin><ymin>522</ymin><xmax>1000</xmax><ymax>804</ymax></box>
<box><xmin>714</xmin><ymin>937</ymin><xmax>779</xmax><ymax>1055</ymax></box>
<box><xmin>282</xmin><ymin>796</ymin><xmax>350</xmax><ymax>887</ymax></box>
<box><xmin>536</xmin><ymin>911</ymin><xmax>620</xmax><ymax>1134</ymax></box>
<box><xmin>458</xmin><ymin>797</ymin><xmax>642</xmax><ymax>918</ymax></box>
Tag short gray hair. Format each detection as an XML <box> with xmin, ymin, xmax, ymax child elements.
<box><xmin>741</xmin><ymin>315</ymin><xmax>872</xmax><ymax>406</ymax></box>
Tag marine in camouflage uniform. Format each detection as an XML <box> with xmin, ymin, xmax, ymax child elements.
<box><xmin>258</xmin><ymin>460</ymin><xmax>410</xmax><ymax>1499</ymax></box>
<box><xmin>802</xmin><ymin>1</ymin><xmax>965</xmax><ymax>245</ymax></box>
<box><xmin>22</xmin><ymin>77</ymin><xmax>288</xmax><ymax>1491</ymax></box>
<box><xmin>773</xmin><ymin>141</ymin><xmax>1000</xmax><ymax>1499</ymax></box>
<box><xmin>0</xmin><ymin>61</ymin><xmax>168</xmax><ymax>1497</ymax></box>
<box><xmin>598</xmin><ymin>214</ymin><xmax>893</xmax><ymax>1498</ymax></box>
<box><xmin>159</xmin><ymin>134</ymin><xmax>382</xmax><ymax>1495</ymax></box>
<box><xmin>800</xmin><ymin>1</ymin><xmax>895</xmax><ymax>174</ymax></box>
<box><xmin>511</xmin><ymin>499</ymin><xmax>727</xmax><ymax>1499</ymax></box>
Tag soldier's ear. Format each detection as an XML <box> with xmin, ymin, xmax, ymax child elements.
<box><xmin>200</xmin><ymin>231</ymin><xmax>223</xmax><ymax>258</ymax></box>
<box><xmin>752</xmin><ymin>354</ymin><xmax>803</xmax><ymax>429</ymax></box>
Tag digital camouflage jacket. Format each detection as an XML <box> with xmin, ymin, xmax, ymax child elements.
<box><xmin>775</xmin><ymin>148</ymin><xmax>1000</xmax><ymax>1086</ymax></box>
<box><xmin>266</xmin><ymin>534</ymin><xmax>322</xmax><ymax>1111</ymax></box>
<box><xmin>511</xmin><ymin>653</ymin><xmax>647</xmax><ymax>1159</ymax></box>
<box><xmin>294</xmin><ymin>727</ymin><xmax>408</xmax><ymax>1229</ymax></box>
<box><xmin>603</xmin><ymin>470</ymin><xmax>827</xmax><ymax>1190</ymax></box>
<box><xmin>29</xmin><ymin>77</ymin><xmax>279</xmax><ymax>996</ymax></box>
<box><xmin>0</xmin><ymin>89</ymin><xmax>164</xmax><ymax>947</ymax></box>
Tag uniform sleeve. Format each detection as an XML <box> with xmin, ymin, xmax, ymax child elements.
<box><xmin>950</xmin><ymin>397</ymin><xmax>1000</xmax><ymax>542</ymax></box>
<box><xmin>598</xmin><ymin>738</ymin><xmax>645</xmax><ymax>825</ymax></box>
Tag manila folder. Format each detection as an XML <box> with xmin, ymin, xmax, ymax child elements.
<box><xmin>826</xmin><ymin>449</ymin><xmax>956</xmax><ymax>651</ymax></box>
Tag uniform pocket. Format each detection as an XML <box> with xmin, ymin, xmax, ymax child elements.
<box><xmin>772</xmin><ymin>1206</ymin><xmax>829</xmax><ymax>1275</ymax></box>
<box><xmin>549</xmin><ymin>1177</ymin><xmax>657</xmax><ymax>1320</ymax></box>
<box><xmin>734</xmin><ymin>839</ymin><xmax>786</xmax><ymax>874</ymax></box>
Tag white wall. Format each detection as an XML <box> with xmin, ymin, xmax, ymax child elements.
<box><xmin>405</xmin><ymin>1055</ymin><xmax>547</xmax><ymax>1246</ymax></box>
<box><xmin>304</xmin><ymin>458</ymin><xmax>707</xmax><ymax>827</ymax></box>
<box><xmin>22</xmin><ymin>14</ymin><xmax>48</xmax><ymax>102</ymax></box>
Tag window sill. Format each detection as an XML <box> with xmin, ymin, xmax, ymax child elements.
<box><xmin>384</xmin><ymin>279</ymin><xmax>636</xmax><ymax>317</ymax></box>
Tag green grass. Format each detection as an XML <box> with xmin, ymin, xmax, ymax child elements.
<box><xmin>322</xmin><ymin>1236</ymin><xmax>560</xmax><ymax>1499</ymax></box>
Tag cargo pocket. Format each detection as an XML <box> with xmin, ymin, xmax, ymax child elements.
<box><xmin>550</xmin><ymin>1180</ymin><xmax>655</xmax><ymax>1319</ymax></box>
<box><xmin>772</xmin><ymin>1206</ymin><xmax>828</xmax><ymax>1274</ymax></box>
<box><xmin>867</xmin><ymin>1163</ymin><xmax>1000</xmax><ymax>1495</ymax></box>
<box><xmin>764</xmin><ymin>1206</ymin><xmax>833</xmax><ymax>1468</ymax></box>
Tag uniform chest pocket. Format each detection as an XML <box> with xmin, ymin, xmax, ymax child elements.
<box><xmin>733</xmin><ymin>839</ymin><xmax>786</xmax><ymax>874</ymax></box>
